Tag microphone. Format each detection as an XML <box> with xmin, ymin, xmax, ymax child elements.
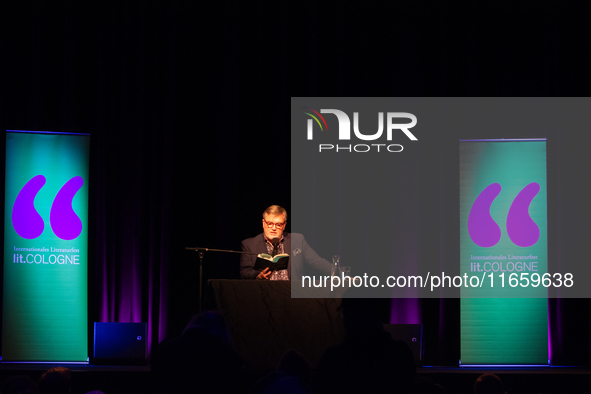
<box><xmin>271</xmin><ymin>238</ymin><xmax>280</xmax><ymax>257</ymax></box>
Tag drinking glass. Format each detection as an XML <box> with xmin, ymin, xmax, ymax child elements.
<box><xmin>332</xmin><ymin>255</ymin><xmax>340</xmax><ymax>276</ymax></box>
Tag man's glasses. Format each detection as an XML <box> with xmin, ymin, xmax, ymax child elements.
<box><xmin>264</xmin><ymin>220</ymin><xmax>286</xmax><ymax>229</ymax></box>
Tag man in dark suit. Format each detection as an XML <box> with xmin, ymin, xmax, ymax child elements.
<box><xmin>240</xmin><ymin>205</ymin><xmax>332</xmax><ymax>280</ymax></box>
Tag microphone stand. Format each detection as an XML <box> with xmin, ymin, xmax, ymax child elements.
<box><xmin>185</xmin><ymin>247</ymin><xmax>258</xmax><ymax>313</ymax></box>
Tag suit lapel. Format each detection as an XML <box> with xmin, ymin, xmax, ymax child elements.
<box><xmin>257</xmin><ymin>233</ymin><xmax>267</xmax><ymax>253</ymax></box>
<box><xmin>285</xmin><ymin>233</ymin><xmax>292</xmax><ymax>279</ymax></box>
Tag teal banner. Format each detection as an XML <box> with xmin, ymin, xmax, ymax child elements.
<box><xmin>460</xmin><ymin>139</ymin><xmax>548</xmax><ymax>365</ymax></box>
<box><xmin>3</xmin><ymin>131</ymin><xmax>89</xmax><ymax>362</ymax></box>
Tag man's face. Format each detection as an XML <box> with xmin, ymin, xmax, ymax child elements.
<box><xmin>262</xmin><ymin>213</ymin><xmax>286</xmax><ymax>240</ymax></box>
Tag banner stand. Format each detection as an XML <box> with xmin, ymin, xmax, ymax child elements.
<box><xmin>460</xmin><ymin>139</ymin><xmax>548</xmax><ymax>365</ymax></box>
<box><xmin>2</xmin><ymin>130</ymin><xmax>89</xmax><ymax>363</ymax></box>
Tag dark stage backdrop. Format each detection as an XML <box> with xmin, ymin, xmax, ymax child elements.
<box><xmin>1</xmin><ymin>2</ymin><xmax>590</xmax><ymax>365</ymax></box>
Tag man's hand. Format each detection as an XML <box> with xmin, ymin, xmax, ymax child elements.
<box><xmin>257</xmin><ymin>267</ymin><xmax>272</xmax><ymax>280</ymax></box>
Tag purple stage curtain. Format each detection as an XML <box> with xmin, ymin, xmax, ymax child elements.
<box><xmin>0</xmin><ymin>3</ymin><xmax>195</xmax><ymax>358</ymax></box>
<box><xmin>92</xmin><ymin>133</ymin><xmax>173</xmax><ymax>356</ymax></box>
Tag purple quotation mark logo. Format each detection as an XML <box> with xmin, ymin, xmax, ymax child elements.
<box><xmin>12</xmin><ymin>175</ymin><xmax>84</xmax><ymax>240</ymax></box>
<box><xmin>12</xmin><ymin>175</ymin><xmax>47</xmax><ymax>239</ymax></box>
<box><xmin>506</xmin><ymin>182</ymin><xmax>540</xmax><ymax>247</ymax></box>
<box><xmin>468</xmin><ymin>183</ymin><xmax>502</xmax><ymax>248</ymax></box>
<box><xmin>468</xmin><ymin>182</ymin><xmax>540</xmax><ymax>248</ymax></box>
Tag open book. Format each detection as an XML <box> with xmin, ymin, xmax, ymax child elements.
<box><xmin>254</xmin><ymin>253</ymin><xmax>289</xmax><ymax>272</ymax></box>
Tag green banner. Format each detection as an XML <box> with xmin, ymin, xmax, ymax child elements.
<box><xmin>460</xmin><ymin>140</ymin><xmax>548</xmax><ymax>365</ymax></box>
<box><xmin>3</xmin><ymin>131</ymin><xmax>89</xmax><ymax>362</ymax></box>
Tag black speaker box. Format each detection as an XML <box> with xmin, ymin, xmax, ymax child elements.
<box><xmin>383</xmin><ymin>324</ymin><xmax>423</xmax><ymax>366</ymax></box>
<box><xmin>93</xmin><ymin>322</ymin><xmax>147</xmax><ymax>365</ymax></box>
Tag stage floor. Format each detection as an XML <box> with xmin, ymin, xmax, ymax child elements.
<box><xmin>1</xmin><ymin>363</ymin><xmax>589</xmax><ymax>394</ymax></box>
<box><xmin>0</xmin><ymin>362</ymin><xmax>149</xmax><ymax>372</ymax></box>
<box><xmin>0</xmin><ymin>363</ymin><xmax>151</xmax><ymax>394</ymax></box>
<box><xmin>417</xmin><ymin>366</ymin><xmax>591</xmax><ymax>394</ymax></box>
<box><xmin>419</xmin><ymin>365</ymin><xmax>591</xmax><ymax>374</ymax></box>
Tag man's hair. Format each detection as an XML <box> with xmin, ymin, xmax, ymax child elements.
<box><xmin>39</xmin><ymin>367</ymin><xmax>71</xmax><ymax>394</ymax></box>
<box><xmin>474</xmin><ymin>373</ymin><xmax>505</xmax><ymax>394</ymax></box>
<box><xmin>262</xmin><ymin>205</ymin><xmax>287</xmax><ymax>221</ymax></box>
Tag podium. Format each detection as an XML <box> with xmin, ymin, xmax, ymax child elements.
<box><xmin>207</xmin><ymin>279</ymin><xmax>345</xmax><ymax>370</ymax></box>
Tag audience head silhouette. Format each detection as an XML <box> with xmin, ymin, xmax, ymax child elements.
<box><xmin>474</xmin><ymin>373</ymin><xmax>506</xmax><ymax>394</ymax></box>
<box><xmin>39</xmin><ymin>367</ymin><xmax>71</xmax><ymax>394</ymax></box>
<box><xmin>182</xmin><ymin>310</ymin><xmax>230</xmax><ymax>345</ymax></box>
<box><xmin>1</xmin><ymin>375</ymin><xmax>38</xmax><ymax>394</ymax></box>
<box><xmin>151</xmin><ymin>310</ymin><xmax>242</xmax><ymax>393</ymax></box>
<box><xmin>316</xmin><ymin>297</ymin><xmax>416</xmax><ymax>393</ymax></box>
